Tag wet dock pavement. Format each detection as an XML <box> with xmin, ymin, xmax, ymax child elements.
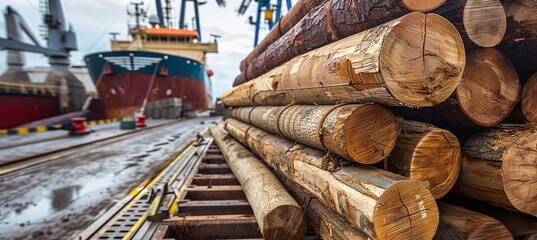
<box><xmin>0</xmin><ymin>115</ymin><xmax>220</xmax><ymax>240</ymax></box>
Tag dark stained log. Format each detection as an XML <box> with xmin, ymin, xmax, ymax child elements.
<box><xmin>230</xmin><ymin>104</ymin><xmax>398</xmax><ymax>164</ymax></box>
<box><xmin>521</xmin><ymin>72</ymin><xmax>537</xmax><ymax>123</ymax></box>
<box><xmin>391</xmin><ymin>47</ymin><xmax>520</xmax><ymax>131</ymax></box>
<box><xmin>224</xmin><ymin>13</ymin><xmax>466</xmax><ymax>108</ymax></box>
<box><xmin>497</xmin><ymin>0</ymin><xmax>537</xmax><ymax>72</ymax></box>
<box><xmin>239</xmin><ymin>0</ymin><xmax>328</xmax><ymax>72</ymax></box>
<box><xmin>209</xmin><ymin>124</ymin><xmax>307</xmax><ymax>239</ymax></box>
<box><xmin>387</xmin><ymin>119</ymin><xmax>461</xmax><ymax>199</ymax></box>
<box><xmin>434</xmin><ymin>202</ymin><xmax>514</xmax><ymax>240</ymax></box>
<box><xmin>274</xmin><ymin>169</ymin><xmax>370</xmax><ymax>240</ymax></box>
<box><xmin>224</xmin><ymin>118</ymin><xmax>439</xmax><ymax>240</ymax></box>
<box><xmin>233</xmin><ymin>0</ymin><xmax>461</xmax><ymax>86</ymax></box>
<box><xmin>451</xmin><ymin>124</ymin><xmax>537</xmax><ymax>217</ymax></box>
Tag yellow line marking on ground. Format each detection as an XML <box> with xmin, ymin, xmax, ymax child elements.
<box><xmin>17</xmin><ymin>128</ymin><xmax>29</xmax><ymax>135</ymax></box>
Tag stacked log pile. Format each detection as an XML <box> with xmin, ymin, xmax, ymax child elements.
<box><xmin>215</xmin><ymin>0</ymin><xmax>537</xmax><ymax>239</ymax></box>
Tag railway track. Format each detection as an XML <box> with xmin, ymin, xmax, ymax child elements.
<box><xmin>76</xmin><ymin>136</ymin><xmax>266</xmax><ymax>240</ymax></box>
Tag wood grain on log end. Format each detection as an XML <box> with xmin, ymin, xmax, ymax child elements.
<box><xmin>263</xmin><ymin>205</ymin><xmax>308</xmax><ymax>240</ymax></box>
<box><xmin>411</xmin><ymin>128</ymin><xmax>460</xmax><ymax>199</ymax></box>
<box><xmin>339</xmin><ymin>104</ymin><xmax>398</xmax><ymax>164</ymax></box>
<box><xmin>457</xmin><ymin>125</ymin><xmax>537</xmax><ymax>217</ymax></box>
<box><xmin>457</xmin><ymin>48</ymin><xmax>520</xmax><ymax>127</ymax></box>
<box><xmin>435</xmin><ymin>202</ymin><xmax>514</xmax><ymax>240</ymax></box>
<box><xmin>521</xmin><ymin>73</ymin><xmax>537</xmax><ymax>123</ymax></box>
<box><xmin>388</xmin><ymin>123</ymin><xmax>462</xmax><ymax>199</ymax></box>
<box><xmin>462</xmin><ymin>0</ymin><xmax>506</xmax><ymax>47</ymax></box>
<box><xmin>502</xmin><ymin>130</ymin><xmax>537</xmax><ymax>217</ymax></box>
<box><xmin>380</xmin><ymin>12</ymin><xmax>465</xmax><ymax>107</ymax></box>
<box><xmin>373</xmin><ymin>180</ymin><xmax>439</xmax><ymax>240</ymax></box>
<box><xmin>402</xmin><ymin>0</ymin><xmax>446</xmax><ymax>12</ymax></box>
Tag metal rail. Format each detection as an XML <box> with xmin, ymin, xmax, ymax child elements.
<box><xmin>76</xmin><ymin>138</ymin><xmax>267</xmax><ymax>239</ymax></box>
<box><xmin>76</xmin><ymin>137</ymin><xmax>212</xmax><ymax>240</ymax></box>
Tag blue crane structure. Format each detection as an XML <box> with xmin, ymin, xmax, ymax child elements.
<box><xmin>237</xmin><ymin>0</ymin><xmax>292</xmax><ymax>47</ymax></box>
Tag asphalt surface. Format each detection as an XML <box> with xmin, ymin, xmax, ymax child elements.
<box><xmin>0</xmin><ymin>120</ymin><xmax>175</xmax><ymax>165</ymax></box>
<box><xmin>0</xmin><ymin>115</ymin><xmax>220</xmax><ymax>240</ymax></box>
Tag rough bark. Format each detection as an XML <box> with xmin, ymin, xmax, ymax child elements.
<box><xmin>234</xmin><ymin>0</ymin><xmax>461</xmax><ymax>87</ymax></box>
<box><xmin>391</xmin><ymin>47</ymin><xmax>520</xmax><ymax>130</ymax></box>
<box><xmin>239</xmin><ymin>0</ymin><xmax>328</xmax><ymax>72</ymax></box>
<box><xmin>224</xmin><ymin>118</ymin><xmax>439</xmax><ymax>240</ymax></box>
<box><xmin>434</xmin><ymin>202</ymin><xmax>514</xmax><ymax>240</ymax></box>
<box><xmin>387</xmin><ymin>119</ymin><xmax>461</xmax><ymax>199</ymax></box>
<box><xmin>274</xmin><ymin>170</ymin><xmax>370</xmax><ymax>240</ymax></box>
<box><xmin>224</xmin><ymin>12</ymin><xmax>466</xmax><ymax>108</ymax></box>
<box><xmin>208</xmin><ymin>124</ymin><xmax>307</xmax><ymax>239</ymax></box>
<box><xmin>521</xmin><ymin>72</ymin><xmax>537</xmax><ymax>123</ymax></box>
<box><xmin>230</xmin><ymin>104</ymin><xmax>398</xmax><ymax>164</ymax></box>
<box><xmin>451</xmin><ymin>124</ymin><xmax>537</xmax><ymax>217</ymax></box>
<box><xmin>436</xmin><ymin>0</ymin><xmax>506</xmax><ymax>48</ymax></box>
<box><xmin>497</xmin><ymin>0</ymin><xmax>537</xmax><ymax>71</ymax></box>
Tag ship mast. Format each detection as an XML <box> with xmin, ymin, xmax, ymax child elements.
<box><xmin>128</xmin><ymin>2</ymin><xmax>145</xmax><ymax>30</ymax></box>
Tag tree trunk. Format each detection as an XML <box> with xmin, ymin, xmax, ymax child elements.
<box><xmin>239</xmin><ymin>0</ymin><xmax>328</xmax><ymax>72</ymax></box>
<box><xmin>497</xmin><ymin>0</ymin><xmax>537</xmax><ymax>71</ymax></box>
<box><xmin>434</xmin><ymin>202</ymin><xmax>514</xmax><ymax>240</ymax></box>
<box><xmin>451</xmin><ymin>124</ymin><xmax>537</xmax><ymax>217</ymax></box>
<box><xmin>224</xmin><ymin>118</ymin><xmax>439</xmax><ymax>240</ymax></box>
<box><xmin>224</xmin><ymin>12</ymin><xmax>466</xmax><ymax>108</ymax></box>
<box><xmin>233</xmin><ymin>0</ymin><xmax>461</xmax><ymax>87</ymax></box>
<box><xmin>387</xmin><ymin>119</ymin><xmax>461</xmax><ymax>199</ymax></box>
<box><xmin>230</xmin><ymin>104</ymin><xmax>398</xmax><ymax>164</ymax></box>
<box><xmin>436</xmin><ymin>0</ymin><xmax>506</xmax><ymax>49</ymax></box>
<box><xmin>274</xmin><ymin>169</ymin><xmax>370</xmax><ymax>240</ymax></box>
<box><xmin>391</xmin><ymin>47</ymin><xmax>520</xmax><ymax>131</ymax></box>
<box><xmin>208</xmin><ymin>124</ymin><xmax>307</xmax><ymax>240</ymax></box>
<box><xmin>521</xmin><ymin>72</ymin><xmax>537</xmax><ymax>123</ymax></box>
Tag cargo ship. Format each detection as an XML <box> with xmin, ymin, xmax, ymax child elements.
<box><xmin>84</xmin><ymin>2</ymin><xmax>217</xmax><ymax>119</ymax></box>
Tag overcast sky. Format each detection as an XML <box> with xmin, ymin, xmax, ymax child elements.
<box><xmin>0</xmin><ymin>0</ymin><xmax>294</xmax><ymax>98</ymax></box>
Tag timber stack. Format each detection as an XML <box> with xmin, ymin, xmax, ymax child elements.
<box><xmin>212</xmin><ymin>0</ymin><xmax>537</xmax><ymax>239</ymax></box>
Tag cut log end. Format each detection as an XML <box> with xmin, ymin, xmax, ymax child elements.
<box><xmin>343</xmin><ymin>104</ymin><xmax>398</xmax><ymax>164</ymax></box>
<box><xmin>468</xmin><ymin>220</ymin><xmax>515</xmax><ymax>239</ymax></box>
<box><xmin>263</xmin><ymin>205</ymin><xmax>307</xmax><ymax>240</ymax></box>
<box><xmin>502</xmin><ymin>132</ymin><xmax>537</xmax><ymax>217</ymax></box>
<box><xmin>380</xmin><ymin>12</ymin><xmax>465</xmax><ymax>107</ymax></box>
<box><xmin>402</xmin><ymin>0</ymin><xmax>446</xmax><ymax>12</ymax></box>
<box><xmin>463</xmin><ymin>0</ymin><xmax>507</xmax><ymax>47</ymax></box>
<box><xmin>374</xmin><ymin>180</ymin><xmax>439</xmax><ymax>240</ymax></box>
<box><xmin>456</xmin><ymin>48</ymin><xmax>520</xmax><ymax>127</ymax></box>
<box><xmin>522</xmin><ymin>73</ymin><xmax>537</xmax><ymax>123</ymax></box>
<box><xmin>436</xmin><ymin>202</ymin><xmax>514</xmax><ymax>240</ymax></box>
<box><xmin>410</xmin><ymin>129</ymin><xmax>461</xmax><ymax>199</ymax></box>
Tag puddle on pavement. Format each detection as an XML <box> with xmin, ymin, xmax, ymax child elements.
<box><xmin>1</xmin><ymin>176</ymin><xmax>111</xmax><ymax>226</ymax></box>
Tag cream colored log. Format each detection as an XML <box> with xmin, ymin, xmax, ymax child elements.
<box><xmin>209</xmin><ymin>124</ymin><xmax>307</xmax><ymax>239</ymax></box>
<box><xmin>223</xmin><ymin>12</ymin><xmax>465</xmax><ymax>108</ymax></box>
<box><xmin>230</xmin><ymin>104</ymin><xmax>398</xmax><ymax>164</ymax></box>
<box><xmin>224</xmin><ymin>118</ymin><xmax>439</xmax><ymax>240</ymax></box>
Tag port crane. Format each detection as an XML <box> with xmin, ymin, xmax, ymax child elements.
<box><xmin>0</xmin><ymin>0</ymin><xmax>77</xmax><ymax>72</ymax></box>
<box><xmin>237</xmin><ymin>0</ymin><xmax>292</xmax><ymax>47</ymax></box>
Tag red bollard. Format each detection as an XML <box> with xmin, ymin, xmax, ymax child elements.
<box><xmin>136</xmin><ymin>115</ymin><xmax>147</xmax><ymax>127</ymax></box>
<box><xmin>70</xmin><ymin>117</ymin><xmax>90</xmax><ymax>136</ymax></box>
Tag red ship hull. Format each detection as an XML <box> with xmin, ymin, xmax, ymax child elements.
<box><xmin>0</xmin><ymin>94</ymin><xmax>59</xmax><ymax>129</ymax></box>
<box><xmin>97</xmin><ymin>72</ymin><xmax>212</xmax><ymax>119</ymax></box>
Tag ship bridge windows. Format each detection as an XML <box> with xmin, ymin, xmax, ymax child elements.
<box><xmin>146</xmin><ymin>35</ymin><xmax>192</xmax><ymax>43</ymax></box>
